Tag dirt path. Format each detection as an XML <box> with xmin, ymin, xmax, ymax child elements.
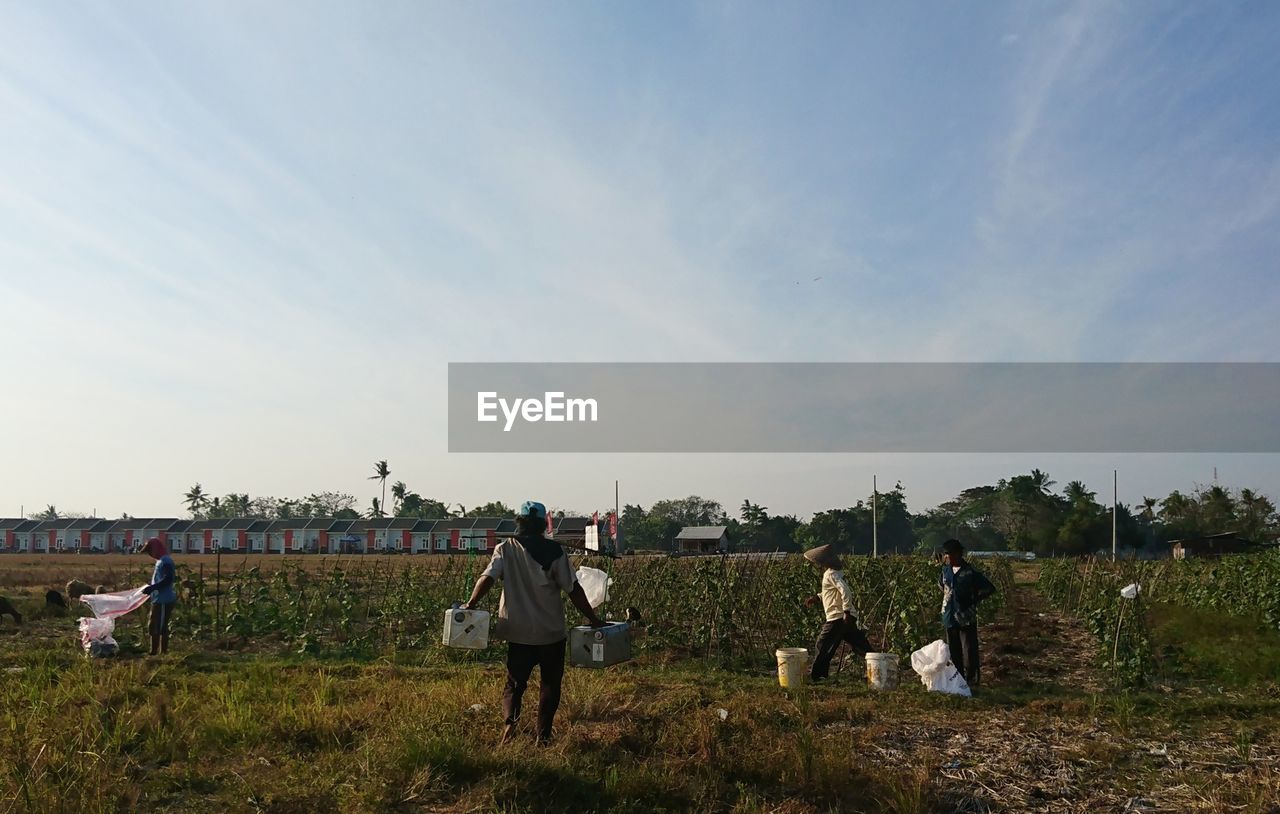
<box><xmin>982</xmin><ymin>573</ymin><xmax>1103</xmax><ymax>695</ymax></box>
<box><xmin>859</xmin><ymin>575</ymin><xmax>1280</xmax><ymax>811</ymax></box>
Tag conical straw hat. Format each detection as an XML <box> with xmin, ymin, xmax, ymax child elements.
<box><xmin>803</xmin><ymin>544</ymin><xmax>841</xmax><ymax>569</ymax></box>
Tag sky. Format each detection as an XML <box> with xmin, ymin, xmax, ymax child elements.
<box><xmin>1</xmin><ymin>1</ymin><xmax>1279</xmax><ymax>520</ymax></box>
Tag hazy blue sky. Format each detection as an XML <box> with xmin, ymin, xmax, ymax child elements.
<box><xmin>2</xmin><ymin>1</ymin><xmax>1278</xmax><ymax>519</ymax></box>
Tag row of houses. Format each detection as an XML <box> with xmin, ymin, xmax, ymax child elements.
<box><xmin>0</xmin><ymin>516</ymin><xmax>600</xmax><ymax>555</ymax></box>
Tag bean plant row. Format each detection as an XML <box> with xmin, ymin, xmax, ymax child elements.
<box><xmin>117</xmin><ymin>553</ymin><xmax>1012</xmax><ymax>668</ymax></box>
<box><xmin>1039</xmin><ymin>550</ymin><xmax>1280</xmax><ymax>687</ymax></box>
<box><xmin>1039</xmin><ymin>558</ymin><xmax>1154</xmax><ymax>687</ymax></box>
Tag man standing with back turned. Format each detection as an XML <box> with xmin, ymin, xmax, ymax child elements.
<box><xmin>465</xmin><ymin>501</ymin><xmax>605</xmax><ymax>745</ymax></box>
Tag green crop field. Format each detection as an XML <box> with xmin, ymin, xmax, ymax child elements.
<box><xmin>1</xmin><ymin>554</ymin><xmax>1277</xmax><ymax>813</ymax></box>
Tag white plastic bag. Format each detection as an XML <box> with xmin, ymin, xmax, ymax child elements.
<box><xmin>925</xmin><ymin>664</ymin><xmax>971</xmax><ymax>696</ymax></box>
<box><xmin>78</xmin><ymin>617</ymin><xmax>119</xmax><ymax>656</ymax></box>
<box><xmin>911</xmin><ymin>639</ymin><xmax>950</xmax><ymax>676</ymax></box>
<box><xmin>80</xmin><ymin>587</ymin><xmax>149</xmax><ymax>620</ymax></box>
<box><xmin>575</xmin><ymin>567</ymin><xmax>612</xmax><ymax>608</ymax></box>
<box><xmin>77</xmin><ymin>586</ymin><xmax>147</xmax><ymax>658</ymax></box>
<box><xmin>910</xmin><ymin>639</ymin><xmax>972</xmax><ymax>697</ymax></box>
<box><xmin>1120</xmin><ymin>583</ymin><xmax>1141</xmax><ymax>600</ymax></box>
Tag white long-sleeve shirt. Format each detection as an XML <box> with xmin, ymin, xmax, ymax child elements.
<box><xmin>821</xmin><ymin>568</ymin><xmax>856</xmax><ymax>622</ymax></box>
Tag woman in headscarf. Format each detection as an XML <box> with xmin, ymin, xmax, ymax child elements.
<box><xmin>140</xmin><ymin>537</ymin><xmax>177</xmax><ymax>656</ymax></box>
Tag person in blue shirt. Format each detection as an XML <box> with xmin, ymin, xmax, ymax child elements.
<box><xmin>141</xmin><ymin>537</ymin><xmax>177</xmax><ymax>656</ymax></box>
<box><xmin>939</xmin><ymin>539</ymin><xmax>996</xmax><ymax>687</ymax></box>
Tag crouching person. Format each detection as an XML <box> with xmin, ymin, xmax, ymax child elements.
<box><xmin>141</xmin><ymin>537</ymin><xmax>177</xmax><ymax>656</ymax></box>
<box><xmin>803</xmin><ymin>544</ymin><xmax>871</xmax><ymax>682</ymax></box>
<box><xmin>465</xmin><ymin>501</ymin><xmax>605</xmax><ymax>745</ymax></box>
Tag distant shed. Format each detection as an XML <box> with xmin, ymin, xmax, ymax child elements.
<box><xmin>1170</xmin><ymin>531</ymin><xmax>1267</xmax><ymax>560</ymax></box>
<box><xmin>675</xmin><ymin>526</ymin><xmax>729</xmax><ymax>554</ymax></box>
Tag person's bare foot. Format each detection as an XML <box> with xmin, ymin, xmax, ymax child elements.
<box><xmin>499</xmin><ymin>724</ymin><xmax>517</xmax><ymax>744</ymax></box>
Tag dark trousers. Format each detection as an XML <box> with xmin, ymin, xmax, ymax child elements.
<box><xmin>946</xmin><ymin>623</ymin><xmax>980</xmax><ymax>687</ymax></box>
<box><xmin>811</xmin><ymin>618</ymin><xmax>872</xmax><ymax>680</ymax></box>
<box><xmin>148</xmin><ymin>602</ymin><xmax>175</xmax><ymax>637</ymax></box>
<box><xmin>503</xmin><ymin>639</ymin><xmax>566</xmax><ymax>739</ymax></box>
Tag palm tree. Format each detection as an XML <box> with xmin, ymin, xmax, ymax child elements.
<box><xmin>1201</xmin><ymin>485</ymin><xmax>1236</xmax><ymax>531</ymax></box>
<box><xmin>1159</xmin><ymin>491</ymin><xmax>1194</xmax><ymax>534</ymax></box>
<box><xmin>369</xmin><ymin>460</ymin><xmax>390</xmax><ymax>517</ymax></box>
<box><xmin>1237</xmin><ymin>488</ymin><xmax>1276</xmax><ymax>540</ymax></box>
<box><xmin>1063</xmin><ymin>481</ymin><xmax>1095</xmax><ymax>506</ymax></box>
<box><xmin>34</xmin><ymin>504</ymin><xmax>59</xmax><ymax>521</ymax></box>
<box><xmin>391</xmin><ymin>481</ymin><xmax>407</xmax><ymax>515</ymax></box>
<box><xmin>1029</xmin><ymin>469</ymin><xmax>1056</xmax><ymax>496</ymax></box>
<box><xmin>184</xmin><ymin>483</ymin><xmax>209</xmax><ymax>518</ymax></box>
<box><xmin>367</xmin><ymin>497</ymin><xmax>384</xmax><ymax>519</ymax></box>
<box><xmin>1140</xmin><ymin>496</ymin><xmax>1158</xmax><ymax>522</ymax></box>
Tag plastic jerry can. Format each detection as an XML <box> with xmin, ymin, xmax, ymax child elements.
<box><xmin>442</xmin><ymin>608</ymin><xmax>490</xmax><ymax>649</ymax></box>
<box><xmin>569</xmin><ymin>622</ymin><xmax>631</xmax><ymax>668</ymax></box>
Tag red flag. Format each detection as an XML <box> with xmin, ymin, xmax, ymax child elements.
<box><xmin>546</xmin><ymin>510</ymin><xmax>554</xmax><ymax>536</ymax></box>
<box><xmin>592</xmin><ymin>511</ymin><xmax>599</xmax><ymax>527</ymax></box>
<box><xmin>609</xmin><ymin>512</ymin><xmax>617</xmax><ymax>541</ymax></box>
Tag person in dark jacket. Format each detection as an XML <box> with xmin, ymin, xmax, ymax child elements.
<box><xmin>464</xmin><ymin>501</ymin><xmax>605</xmax><ymax>745</ymax></box>
<box><xmin>939</xmin><ymin>539</ymin><xmax>996</xmax><ymax>687</ymax></box>
<box><xmin>141</xmin><ymin>537</ymin><xmax>177</xmax><ymax>656</ymax></box>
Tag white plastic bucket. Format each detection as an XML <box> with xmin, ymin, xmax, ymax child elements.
<box><xmin>865</xmin><ymin>652</ymin><xmax>900</xmax><ymax>690</ymax></box>
<box><xmin>776</xmin><ymin>647</ymin><xmax>809</xmax><ymax>688</ymax></box>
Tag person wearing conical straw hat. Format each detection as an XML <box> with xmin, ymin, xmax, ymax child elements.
<box><xmin>803</xmin><ymin>544</ymin><xmax>871</xmax><ymax>682</ymax></box>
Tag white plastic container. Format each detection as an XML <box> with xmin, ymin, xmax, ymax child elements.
<box><xmin>442</xmin><ymin>608</ymin><xmax>490</xmax><ymax>649</ymax></box>
<box><xmin>865</xmin><ymin>652</ymin><xmax>900</xmax><ymax>690</ymax></box>
<box><xmin>776</xmin><ymin>647</ymin><xmax>808</xmax><ymax>688</ymax></box>
<box><xmin>569</xmin><ymin>622</ymin><xmax>631</xmax><ymax>668</ymax></box>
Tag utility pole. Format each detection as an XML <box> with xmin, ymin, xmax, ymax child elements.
<box><xmin>872</xmin><ymin>475</ymin><xmax>878</xmax><ymax>558</ymax></box>
<box><xmin>614</xmin><ymin>479</ymin><xmax>622</xmax><ymax>556</ymax></box>
<box><xmin>1112</xmin><ymin>469</ymin><xmax>1118</xmax><ymax>562</ymax></box>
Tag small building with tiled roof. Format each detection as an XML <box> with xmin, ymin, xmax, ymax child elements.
<box><xmin>675</xmin><ymin>526</ymin><xmax>729</xmax><ymax>554</ymax></box>
<box><xmin>0</xmin><ymin>519</ymin><xmax>29</xmax><ymax>552</ymax></box>
<box><xmin>244</xmin><ymin>519</ymin><xmax>273</xmax><ymax>553</ymax></box>
<box><xmin>164</xmin><ymin>520</ymin><xmax>194</xmax><ymax>553</ymax></box>
<box><xmin>407</xmin><ymin>519</ymin><xmax>442</xmax><ymax>553</ymax></box>
<box><xmin>29</xmin><ymin>520</ymin><xmax>60</xmax><ymax>553</ymax></box>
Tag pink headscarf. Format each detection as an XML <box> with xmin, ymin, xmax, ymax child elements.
<box><xmin>143</xmin><ymin>537</ymin><xmax>169</xmax><ymax>558</ymax></box>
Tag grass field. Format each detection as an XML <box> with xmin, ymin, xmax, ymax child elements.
<box><xmin>1</xmin><ymin>559</ymin><xmax>1278</xmax><ymax>813</ymax></box>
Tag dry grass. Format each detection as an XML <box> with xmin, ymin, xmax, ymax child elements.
<box><xmin>1</xmin><ymin>560</ymin><xmax>1277</xmax><ymax>813</ymax></box>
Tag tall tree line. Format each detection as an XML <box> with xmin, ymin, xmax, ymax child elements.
<box><xmin>35</xmin><ymin>469</ymin><xmax>1280</xmax><ymax>556</ymax></box>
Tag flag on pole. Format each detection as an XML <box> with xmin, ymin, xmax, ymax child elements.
<box><xmin>546</xmin><ymin>510</ymin><xmax>554</xmax><ymax>537</ymax></box>
<box><xmin>609</xmin><ymin>512</ymin><xmax>617</xmax><ymax>541</ymax></box>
